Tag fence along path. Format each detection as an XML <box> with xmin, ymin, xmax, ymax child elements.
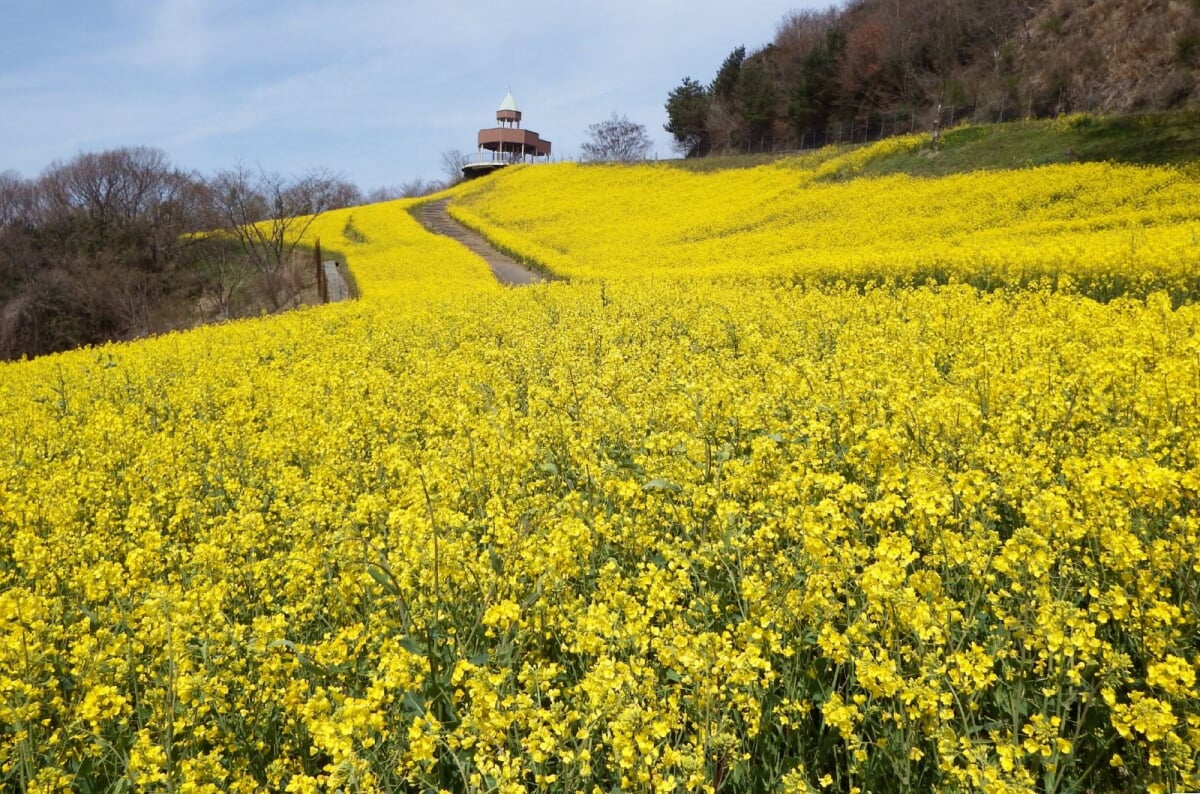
<box><xmin>416</xmin><ymin>199</ymin><xmax>546</xmax><ymax>286</ymax></box>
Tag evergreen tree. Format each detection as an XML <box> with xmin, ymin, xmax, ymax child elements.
<box><xmin>735</xmin><ymin>60</ymin><xmax>778</xmax><ymax>145</ymax></box>
<box><xmin>712</xmin><ymin>46</ymin><xmax>746</xmax><ymax>102</ymax></box>
<box><xmin>789</xmin><ymin>28</ymin><xmax>845</xmax><ymax>142</ymax></box>
<box><xmin>664</xmin><ymin>77</ymin><xmax>712</xmax><ymax>157</ymax></box>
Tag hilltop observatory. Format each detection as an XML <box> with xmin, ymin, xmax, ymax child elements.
<box><xmin>462</xmin><ymin>91</ymin><xmax>552</xmax><ymax>179</ymax></box>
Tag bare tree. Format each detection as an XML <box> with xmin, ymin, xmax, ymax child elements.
<box><xmin>774</xmin><ymin>8</ymin><xmax>839</xmax><ymax>52</ymax></box>
<box><xmin>207</xmin><ymin>165</ymin><xmax>343</xmax><ymax>309</ymax></box>
<box><xmin>581</xmin><ymin>114</ymin><xmax>653</xmax><ymax>162</ymax></box>
<box><xmin>401</xmin><ymin>177</ymin><xmax>441</xmax><ymax>198</ymax></box>
<box><xmin>1</xmin><ymin>149</ymin><xmax>223</xmax><ymax>358</ymax></box>
<box><xmin>364</xmin><ymin>178</ymin><xmax>443</xmax><ymax>202</ymax></box>
<box><xmin>3</xmin><ymin>149</ymin><xmax>359</xmax><ymax>359</ymax></box>
<box><xmin>705</xmin><ymin>100</ymin><xmax>743</xmax><ymax>153</ymax></box>
<box><xmin>198</xmin><ymin>240</ymin><xmax>256</xmax><ymax>321</ymax></box>
<box><xmin>440</xmin><ymin>149</ymin><xmax>471</xmax><ymax>186</ymax></box>
<box><xmin>324</xmin><ymin>178</ymin><xmax>364</xmax><ymax>210</ymax></box>
<box><xmin>365</xmin><ymin>185</ymin><xmax>406</xmax><ymax>203</ymax></box>
<box><xmin>39</xmin><ymin>147</ymin><xmax>171</xmax><ymax>223</ymax></box>
<box><xmin>0</xmin><ymin>172</ymin><xmax>37</xmax><ymax>302</ymax></box>
<box><xmin>35</xmin><ymin>147</ymin><xmax>204</xmax><ymax>270</ymax></box>
<box><xmin>0</xmin><ymin>171</ymin><xmax>34</xmax><ymax>228</ymax></box>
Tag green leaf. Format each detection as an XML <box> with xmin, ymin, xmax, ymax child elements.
<box><xmin>643</xmin><ymin>478</ymin><xmax>682</xmax><ymax>493</ymax></box>
<box><xmin>402</xmin><ymin>692</ymin><xmax>426</xmax><ymax>716</ymax></box>
<box><xmin>399</xmin><ymin>636</ymin><xmax>426</xmax><ymax>656</ymax></box>
<box><xmin>521</xmin><ymin>576</ymin><xmax>545</xmax><ymax>609</ymax></box>
<box><xmin>367</xmin><ymin>563</ymin><xmax>400</xmax><ymax>595</ymax></box>
<box><xmin>295</xmin><ymin>653</ymin><xmax>325</xmax><ymax>677</ymax></box>
<box><xmin>79</xmin><ymin>605</ymin><xmax>100</xmax><ymax>632</ymax></box>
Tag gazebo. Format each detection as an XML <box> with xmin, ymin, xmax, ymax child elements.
<box><xmin>463</xmin><ymin>91</ymin><xmax>552</xmax><ymax>179</ymax></box>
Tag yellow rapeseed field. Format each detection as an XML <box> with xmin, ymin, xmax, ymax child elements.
<box><xmin>450</xmin><ymin>137</ymin><xmax>1200</xmax><ymax>300</ymax></box>
<box><xmin>2</xmin><ymin>145</ymin><xmax>1199</xmax><ymax>793</ymax></box>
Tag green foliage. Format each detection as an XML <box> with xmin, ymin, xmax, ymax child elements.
<box><xmin>661</xmin><ymin>109</ymin><xmax>1200</xmax><ymax>178</ymax></box>
<box><xmin>735</xmin><ymin>59</ymin><xmax>778</xmax><ymax>139</ymax></box>
<box><xmin>664</xmin><ymin>77</ymin><xmax>712</xmax><ymax>157</ymax></box>
<box><xmin>342</xmin><ymin>215</ymin><xmax>368</xmax><ymax>244</ymax></box>
<box><xmin>711</xmin><ymin>46</ymin><xmax>746</xmax><ymax>101</ymax></box>
<box><xmin>856</xmin><ymin>110</ymin><xmax>1200</xmax><ymax>179</ymax></box>
<box><xmin>789</xmin><ymin>28</ymin><xmax>845</xmax><ymax>140</ymax></box>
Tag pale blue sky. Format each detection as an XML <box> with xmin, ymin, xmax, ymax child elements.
<box><xmin>1</xmin><ymin>0</ymin><xmax>820</xmax><ymax>191</ymax></box>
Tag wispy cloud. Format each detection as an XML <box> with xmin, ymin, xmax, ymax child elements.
<box><xmin>136</xmin><ymin>0</ymin><xmax>214</xmax><ymax>69</ymax></box>
<box><xmin>1</xmin><ymin>0</ymin><xmax>816</xmax><ymax>186</ymax></box>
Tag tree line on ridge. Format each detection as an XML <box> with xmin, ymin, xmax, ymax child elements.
<box><xmin>665</xmin><ymin>0</ymin><xmax>1200</xmax><ymax>156</ymax></box>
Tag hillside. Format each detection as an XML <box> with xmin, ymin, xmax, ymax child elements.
<box><xmin>0</xmin><ymin>152</ymin><xmax>362</xmax><ymax>362</ymax></box>
<box><xmin>858</xmin><ymin>109</ymin><xmax>1200</xmax><ymax>175</ymax></box>
<box><xmin>2</xmin><ymin>139</ymin><xmax>1200</xmax><ymax>792</ymax></box>
<box><xmin>1018</xmin><ymin>0</ymin><xmax>1200</xmax><ymax>112</ymax></box>
<box><xmin>668</xmin><ymin>109</ymin><xmax>1200</xmax><ymax>174</ymax></box>
<box><xmin>449</xmin><ymin>119</ymin><xmax>1200</xmax><ymax>302</ymax></box>
<box><xmin>665</xmin><ymin>0</ymin><xmax>1200</xmax><ymax>155</ymax></box>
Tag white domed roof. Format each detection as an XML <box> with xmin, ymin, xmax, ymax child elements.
<box><xmin>498</xmin><ymin>90</ymin><xmax>519</xmax><ymax>113</ymax></box>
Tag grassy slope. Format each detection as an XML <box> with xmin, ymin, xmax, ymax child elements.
<box><xmin>861</xmin><ymin>109</ymin><xmax>1200</xmax><ymax>177</ymax></box>
<box><xmin>449</xmin><ymin>125</ymin><xmax>1200</xmax><ymax>300</ymax></box>
<box><xmin>658</xmin><ymin>109</ymin><xmax>1200</xmax><ymax>178</ymax></box>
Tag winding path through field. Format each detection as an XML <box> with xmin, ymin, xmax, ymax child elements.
<box><xmin>416</xmin><ymin>200</ymin><xmax>546</xmax><ymax>286</ymax></box>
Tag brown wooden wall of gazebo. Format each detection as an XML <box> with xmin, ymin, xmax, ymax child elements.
<box><xmin>477</xmin><ymin>127</ymin><xmax>552</xmax><ymax>161</ymax></box>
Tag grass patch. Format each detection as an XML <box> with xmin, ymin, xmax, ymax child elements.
<box><xmin>860</xmin><ymin>123</ymin><xmax>1070</xmax><ymax>177</ymax></box>
<box><xmin>1068</xmin><ymin>109</ymin><xmax>1200</xmax><ymax>164</ymax></box>
<box><xmin>661</xmin><ymin>151</ymin><xmax>804</xmax><ymax>172</ymax></box>
<box><xmin>656</xmin><ymin>109</ymin><xmax>1200</xmax><ymax>180</ymax></box>
<box><xmin>860</xmin><ymin>109</ymin><xmax>1200</xmax><ymax>177</ymax></box>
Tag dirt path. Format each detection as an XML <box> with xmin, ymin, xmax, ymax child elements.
<box><xmin>322</xmin><ymin>259</ymin><xmax>351</xmax><ymax>301</ymax></box>
<box><xmin>416</xmin><ymin>200</ymin><xmax>547</xmax><ymax>286</ymax></box>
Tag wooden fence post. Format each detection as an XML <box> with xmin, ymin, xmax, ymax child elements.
<box><xmin>315</xmin><ymin>238</ymin><xmax>328</xmax><ymax>304</ymax></box>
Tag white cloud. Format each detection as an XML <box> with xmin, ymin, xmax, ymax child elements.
<box><xmin>0</xmin><ymin>0</ymin><xmax>822</xmax><ymax>185</ymax></box>
<box><xmin>140</xmin><ymin>0</ymin><xmax>213</xmax><ymax>69</ymax></box>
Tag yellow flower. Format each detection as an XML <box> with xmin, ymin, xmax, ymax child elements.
<box><xmin>1147</xmin><ymin>655</ymin><xmax>1197</xmax><ymax>699</ymax></box>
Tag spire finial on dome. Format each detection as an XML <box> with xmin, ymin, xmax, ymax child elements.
<box><xmin>498</xmin><ymin>88</ymin><xmax>519</xmax><ymax>113</ymax></box>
